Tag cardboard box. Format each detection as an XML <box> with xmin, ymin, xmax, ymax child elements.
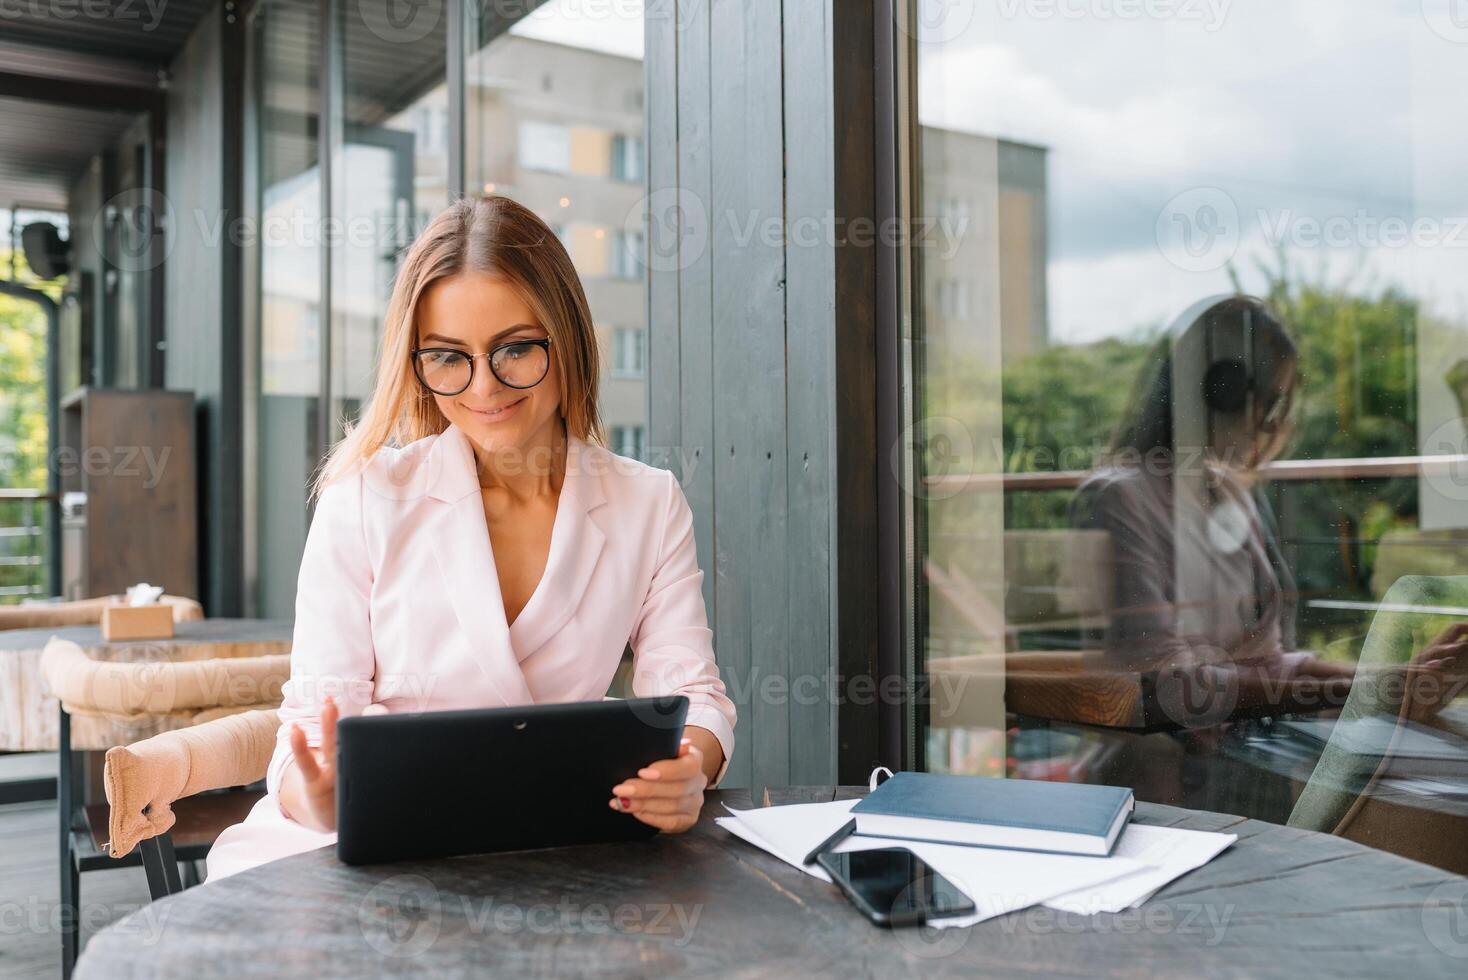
<box><xmin>101</xmin><ymin>604</ymin><xmax>175</xmax><ymax>641</ymax></box>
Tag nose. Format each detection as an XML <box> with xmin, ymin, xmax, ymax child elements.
<box><xmin>466</xmin><ymin>353</ymin><xmax>503</xmax><ymax>398</ymax></box>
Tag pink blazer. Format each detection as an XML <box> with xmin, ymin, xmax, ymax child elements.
<box><xmin>206</xmin><ymin>424</ymin><xmax>735</xmax><ymax>879</ymax></box>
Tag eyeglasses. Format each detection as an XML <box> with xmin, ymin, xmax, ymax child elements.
<box><xmin>411</xmin><ymin>338</ymin><xmax>552</xmax><ymax>396</ymax></box>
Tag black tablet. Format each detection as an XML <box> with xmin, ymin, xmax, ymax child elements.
<box><xmin>334</xmin><ymin>695</ymin><xmax>689</xmax><ymax>865</ymax></box>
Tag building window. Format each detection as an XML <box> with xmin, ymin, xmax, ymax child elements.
<box><xmin>611</xmin><ymin>134</ymin><xmax>644</xmax><ymax>183</ymax></box>
<box><xmin>611</xmin><ymin>228</ymin><xmax>642</xmax><ymax>280</ymax></box>
<box><xmin>611</xmin><ymin>425</ymin><xmax>644</xmax><ymax>460</ymax></box>
<box><xmin>612</xmin><ymin>327</ymin><xmax>645</xmax><ymax>378</ymax></box>
<box><xmin>518</xmin><ymin>120</ymin><xmax>570</xmax><ymax>174</ymax></box>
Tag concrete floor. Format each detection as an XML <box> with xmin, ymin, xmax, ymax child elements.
<box><xmin>0</xmin><ymin>798</ymin><xmax>154</xmax><ymax>979</ymax></box>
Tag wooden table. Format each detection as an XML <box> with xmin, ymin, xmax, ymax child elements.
<box><xmin>75</xmin><ymin>786</ymin><xmax>1468</xmax><ymax>978</ymax></box>
<box><xmin>0</xmin><ymin>618</ymin><xmax>292</xmax><ymax>751</ymax></box>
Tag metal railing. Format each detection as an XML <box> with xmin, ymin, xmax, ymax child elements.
<box><xmin>0</xmin><ymin>489</ymin><xmax>55</xmax><ymax>601</ymax></box>
<box><xmin>925</xmin><ymin>454</ymin><xmax>1468</xmax><ymax>494</ymax></box>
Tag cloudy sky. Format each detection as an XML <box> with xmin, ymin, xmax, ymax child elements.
<box><xmin>511</xmin><ymin>0</ymin><xmax>645</xmax><ymax>59</ymax></box>
<box><xmin>915</xmin><ymin>0</ymin><xmax>1468</xmax><ymax>343</ymax></box>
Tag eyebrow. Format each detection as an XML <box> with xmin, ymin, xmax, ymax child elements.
<box><xmin>420</xmin><ymin>323</ymin><xmax>542</xmax><ymax>347</ymax></box>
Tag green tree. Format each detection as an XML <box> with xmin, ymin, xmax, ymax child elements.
<box><xmin>0</xmin><ymin>248</ymin><xmax>58</xmax><ymax>599</ymax></box>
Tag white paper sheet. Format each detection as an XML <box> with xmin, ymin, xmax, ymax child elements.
<box><xmin>1040</xmin><ymin>823</ymin><xmax>1236</xmax><ymax>914</ymax></box>
<box><xmin>718</xmin><ymin>800</ymin><xmax>1151</xmax><ymax>928</ymax></box>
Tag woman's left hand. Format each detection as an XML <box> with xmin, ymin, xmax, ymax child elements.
<box><xmin>610</xmin><ymin>738</ymin><xmax>707</xmax><ymax>833</ymax></box>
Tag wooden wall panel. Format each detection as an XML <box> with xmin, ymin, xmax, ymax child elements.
<box><xmin>675</xmin><ymin>0</ymin><xmax>716</xmax><ymax>628</ymax></box>
<box><xmin>783</xmin><ymin>0</ymin><xmax>839</xmax><ymax>785</ymax></box>
<box><xmin>709</xmin><ymin>0</ymin><xmax>790</xmax><ymax>792</ymax></box>
<box><xmin>647</xmin><ymin>0</ymin><xmax>877</xmax><ymax>790</ymax></box>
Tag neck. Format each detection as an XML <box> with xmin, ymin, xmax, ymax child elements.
<box><xmin>471</xmin><ymin>417</ymin><xmax>568</xmax><ymax>502</ymax></box>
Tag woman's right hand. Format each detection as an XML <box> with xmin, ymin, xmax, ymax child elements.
<box><xmin>282</xmin><ymin>696</ymin><xmax>340</xmax><ymax>833</ymax></box>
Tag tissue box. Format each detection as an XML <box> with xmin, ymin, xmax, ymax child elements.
<box><xmin>101</xmin><ymin>604</ymin><xmax>174</xmax><ymax>641</ymax></box>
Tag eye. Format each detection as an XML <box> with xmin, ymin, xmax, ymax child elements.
<box><xmin>422</xmin><ymin>349</ymin><xmax>464</xmax><ymax>366</ymax></box>
<box><xmin>499</xmin><ymin>342</ymin><xmax>537</xmax><ymax>360</ymax></box>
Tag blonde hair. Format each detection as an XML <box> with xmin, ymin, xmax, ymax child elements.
<box><xmin>314</xmin><ymin>196</ymin><xmax>604</xmax><ymax>497</ymax></box>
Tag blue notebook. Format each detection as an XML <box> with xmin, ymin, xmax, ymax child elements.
<box><xmin>850</xmin><ymin>772</ymin><xmax>1134</xmax><ymax>856</ymax></box>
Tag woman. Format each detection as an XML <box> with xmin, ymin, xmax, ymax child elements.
<box><xmin>1070</xmin><ymin>294</ymin><xmax>1460</xmax><ymax>697</ymax></box>
<box><xmin>207</xmin><ymin>196</ymin><xmax>735</xmax><ymax>879</ymax></box>
<box><xmin>1068</xmin><ymin>294</ymin><xmax>1315</xmax><ymax>676</ymax></box>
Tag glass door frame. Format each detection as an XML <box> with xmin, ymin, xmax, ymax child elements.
<box><xmin>873</xmin><ymin>0</ymin><xmax>924</xmax><ymax>774</ymax></box>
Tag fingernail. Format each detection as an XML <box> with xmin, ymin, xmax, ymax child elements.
<box><xmin>639</xmin><ymin>768</ymin><xmax>659</xmax><ymax>779</ymax></box>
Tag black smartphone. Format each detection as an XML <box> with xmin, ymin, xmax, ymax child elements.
<box><xmin>816</xmin><ymin>847</ymin><xmax>976</xmax><ymax>927</ymax></box>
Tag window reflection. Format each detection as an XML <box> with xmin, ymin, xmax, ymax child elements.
<box><xmin>912</xmin><ymin>1</ymin><xmax>1468</xmax><ymax>874</ymax></box>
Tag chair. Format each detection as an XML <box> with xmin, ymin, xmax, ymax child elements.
<box><xmin>102</xmin><ymin>709</ymin><xmax>279</xmax><ymax>895</ymax></box>
<box><xmin>2</xmin><ymin>593</ymin><xmax>203</xmax><ymax>631</ymax></box>
<box><xmin>1289</xmin><ymin>575</ymin><xmax>1468</xmax><ymax>874</ymax></box>
<box><xmin>39</xmin><ymin>638</ymin><xmax>287</xmax><ymax>977</ymax></box>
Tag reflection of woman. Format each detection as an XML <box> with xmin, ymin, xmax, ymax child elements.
<box><xmin>207</xmin><ymin>197</ymin><xmax>735</xmax><ymax>879</ymax></box>
<box><xmin>1069</xmin><ymin>295</ymin><xmax>1341</xmax><ymax>680</ymax></box>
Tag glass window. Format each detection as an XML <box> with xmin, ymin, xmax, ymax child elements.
<box><xmin>250</xmin><ymin>0</ymin><xmax>450</xmax><ymax>618</ymax></box>
<box><xmin>465</xmin><ymin>0</ymin><xmax>648</xmax><ymax>461</ymax></box>
<box><xmin>610</xmin><ymin>133</ymin><xmax>643</xmax><ymax>183</ymax></box>
<box><xmin>907</xmin><ymin>2</ymin><xmax>1468</xmax><ymax>867</ymax></box>
<box><xmin>252</xmin><ymin>0</ymin><xmax>322</xmax><ymax>619</ymax></box>
<box><xmin>329</xmin><ymin>0</ymin><xmax>448</xmax><ymax>438</ymax></box>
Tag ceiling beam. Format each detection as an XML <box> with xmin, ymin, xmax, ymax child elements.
<box><xmin>0</xmin><ymin>40</ymin><xmax>164</xmax><ymax>108</ymax></box>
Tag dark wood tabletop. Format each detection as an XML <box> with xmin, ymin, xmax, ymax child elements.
<box><xmin>75</xmin><ymin>786</ymin><xmax>1468</xmax><ymax>979</ymax></box>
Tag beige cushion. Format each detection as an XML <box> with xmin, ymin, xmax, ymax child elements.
<box><xmin>40</xmin><ymin>637</ymin><xmax>288</xmax><ymax>717</ymax></box>
<box><xmin>1</xmin><ymin>594</ymin><xmax>203</xmax><ymax>631</ymax></box>
<box><xmin>103</xmin><ymin>709</ymin><xmax>279</xmax><ymax>857</ymax></box>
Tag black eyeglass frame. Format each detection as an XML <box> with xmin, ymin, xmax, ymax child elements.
<box><xmin>410</xmin><ymin>337</ymin><xmax>553</xmax><ymax>395</ymax></box>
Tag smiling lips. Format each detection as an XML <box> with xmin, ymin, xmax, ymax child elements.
<box><xmin>464</xmin><ymin>396</ymin><xmax>526</xmax><ymax>422</ymax></box>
